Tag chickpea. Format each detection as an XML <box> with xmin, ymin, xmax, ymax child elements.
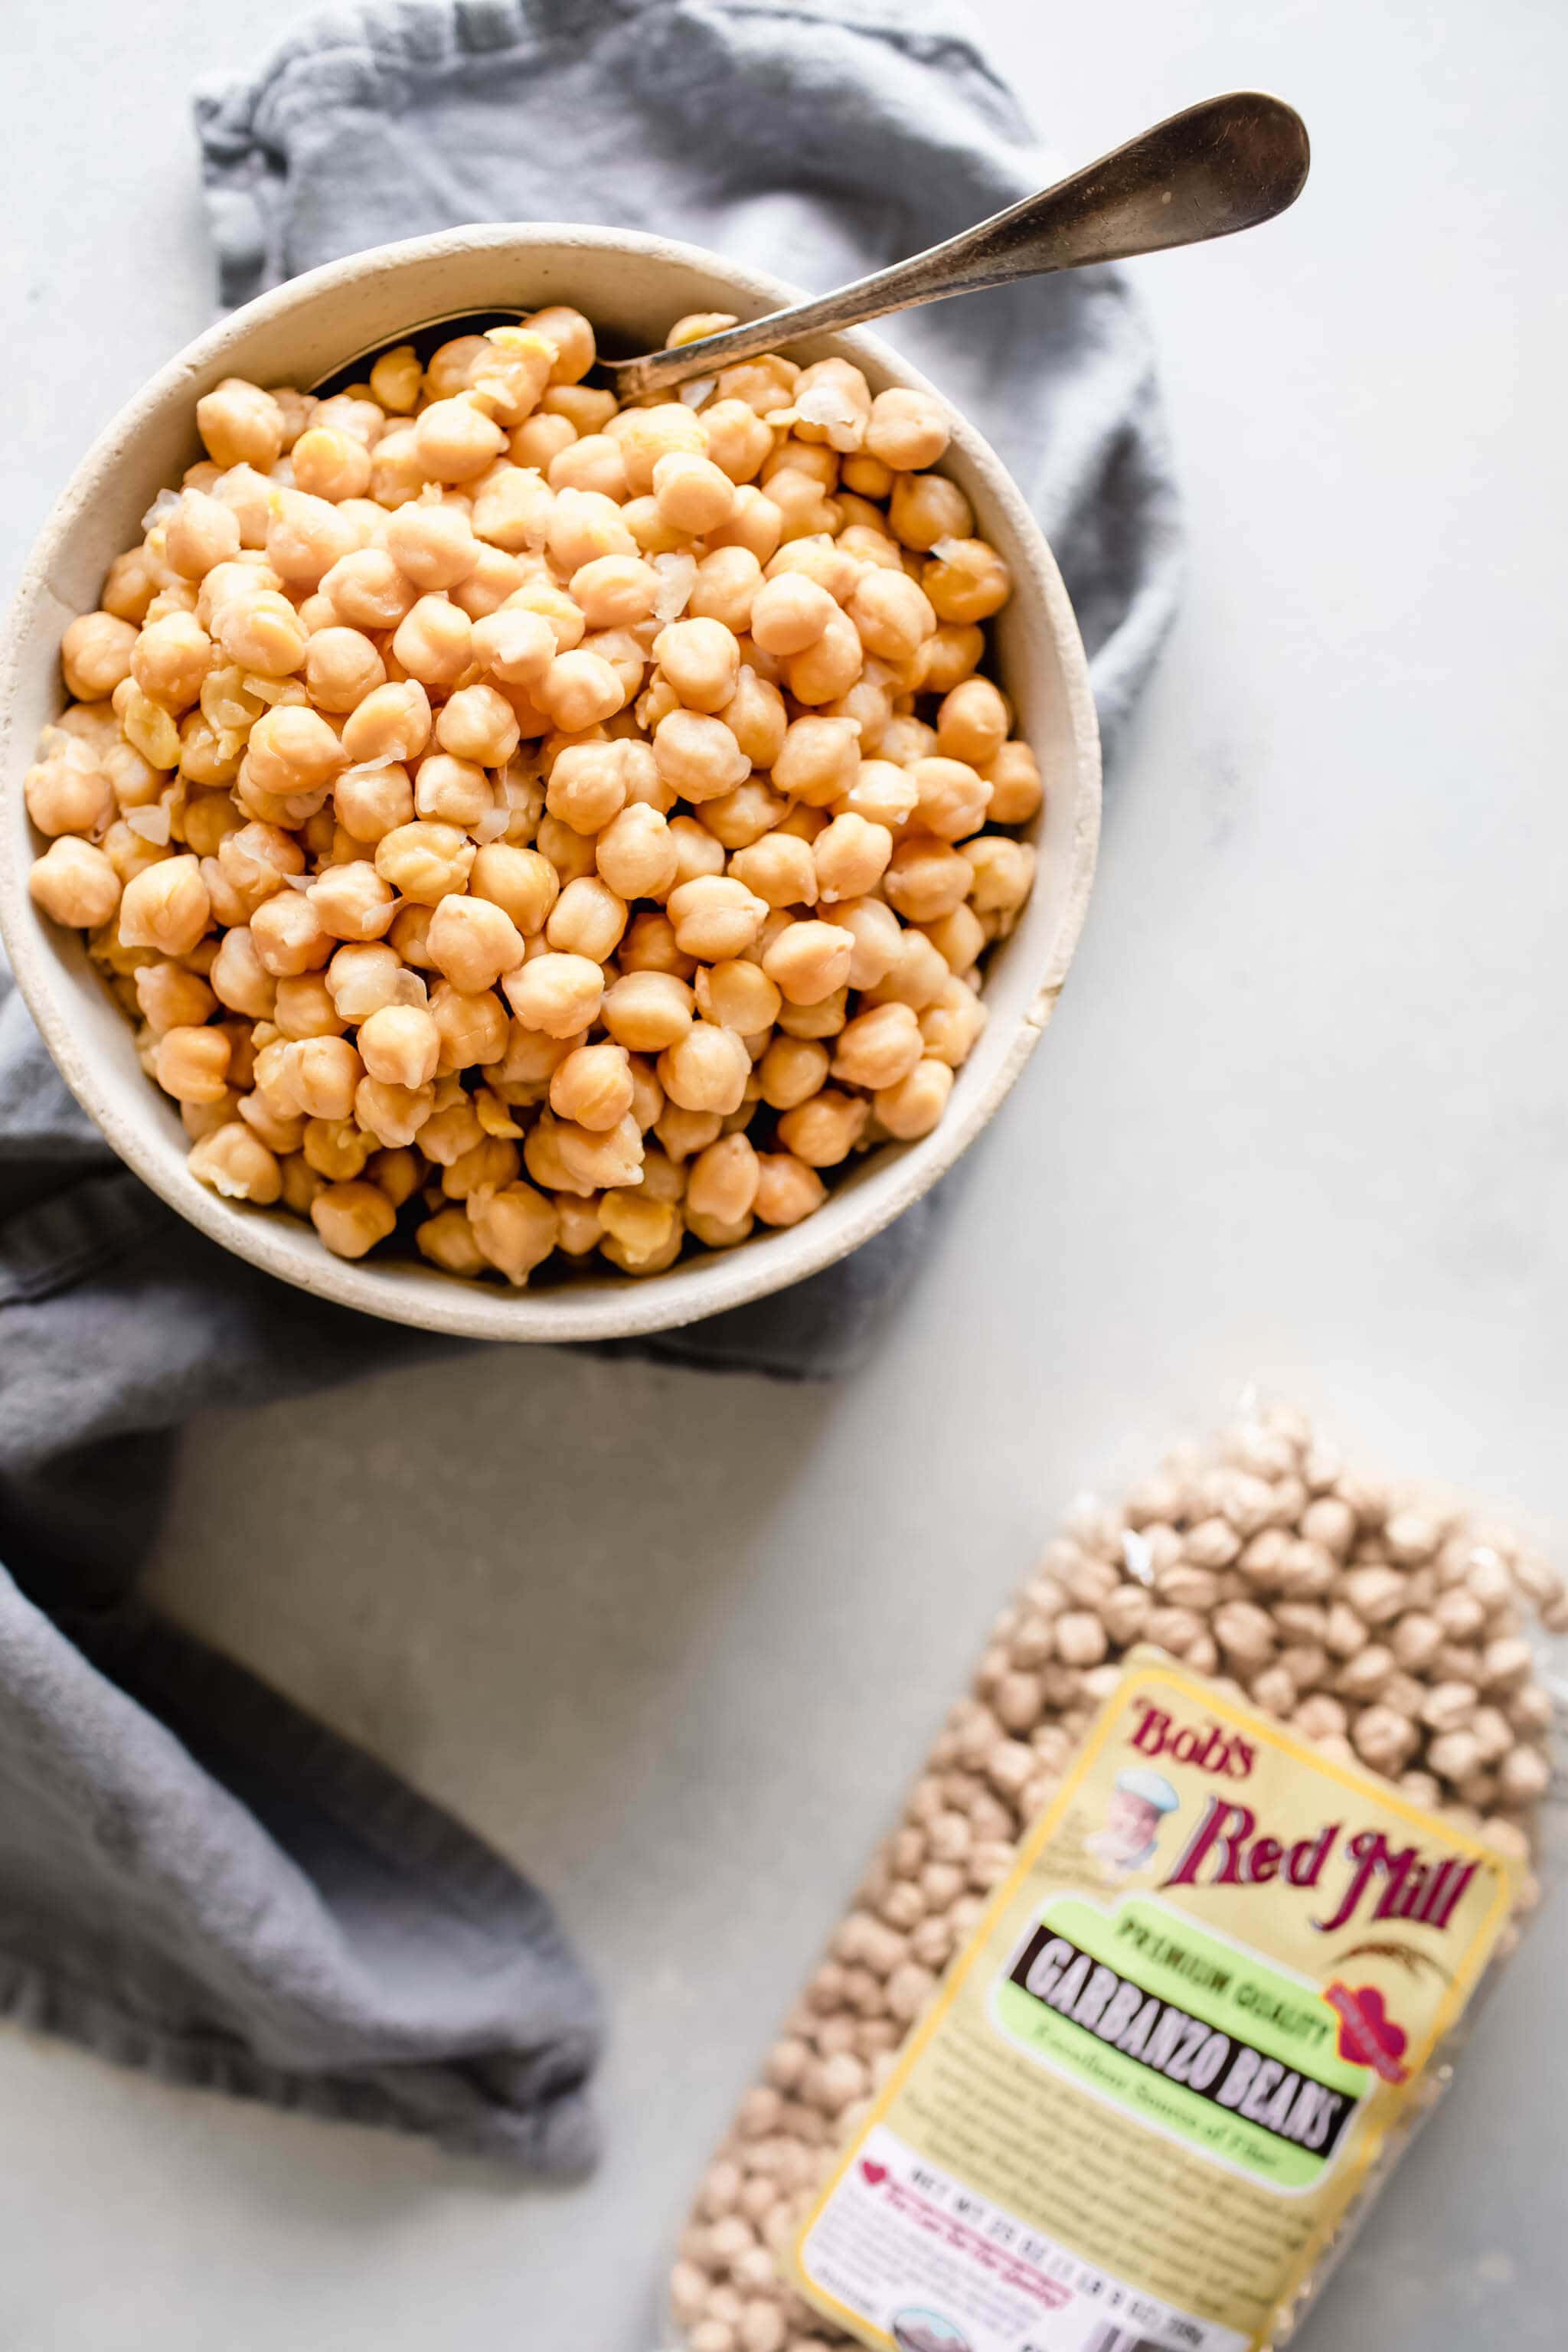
<box><xmin>758</xmin><ymin>1033</ymin><xmax>830</xmax><ymax>1110</ymax></box>
<box><xmin>570</xmin><ymin>554</ymin><xmax>660</xmax><ymax>630</ymax></box>
<box><xmin>658</xmin><ymin>1022</ymin><xmax>750</xmax><ymax>1116</ymax></box>
<box><xmin>303</xmin><ymin>861</ymin><xmax>394</xmax><ymax>945</ymax></box>
<box><xmin>249</xmin><ymin>887</ymin><xmax>332</xmax><ymax>976</ymax></box>
<box><xmin>103</xmin><ymin>547</ymin><xmax>160</xmax><ymax>624</ymax></box>
<box><xmin>584</xmin><ymin>805</ymin><xmax>671</xmax><ymax>903</ymax></box>
<box><xmin>753</xmin><ymin>1152</ymin><xmax>827</xmax><ymax>1227</ymax></box>
<box><xmin>413</xmin><ymin>396</ymin><xmax>507</xmax><ymax>485</ymax></box>
<box><xmin>652</xmin><ymin>451</ymin><xmax>737</xmax><ymax>535</ymax></box>
<box><xmin>130</xmin><ymin>611</ymin><xmax>213</xmax><ymax>714</ymax></box>
<box><xmin>686</xmin><ymin>547</ymin><xmax>762</xmax><ymax>637</ymax></box>
<box><xmin>720</xmin><ymin>668</ymin><xmax>788</xmax><ymax>770</ymax></box>
<box><xmin>305</xmin><ymin>626</ymin><xmax>386</xmax><ymax>713</ymax></box>
<box><xmin>374</xmin><ymin>820</ymin><xmax>475</xmax><ymax>905</ymax></box>
<box><xmin>653</xmin><ymin>709</ymin><xmax>750</xmax><ymax>803</ymax></box>
<box><xmin>668</xmin><ymin>816</ymin><xmax>727</xmax><ymax>890</ymax></box>
<box><xmin>266</xmin><ymin>489</ymin><xmax>360</xmax><ymax>593</ymax></box>
<box><xmin>888</xmin><ymin>469</ymin><xmax>972</xmax><ymax>553</ymax></box>
<box><xmin>537</xmin><ymin>648</ymin><xmax>626</xmax><ymax>732</ymax></box>
<box><xmin>904</xmin><ymin>755</ymin><xmax>991</xmax><ymax>844</ymax></box>
<box><xmin>884</xmin><ymin>835</ymin><xmax>972</xmax><ymax>923</ymax></box>
<box><xmin>685</xmin><ymin>1132</ymin><xmax>760</xmax><ymax>1224</ymax></box>
<box><xmin>356</xmin><ymin>1076</ymin><xmax>434</xmax><ymax>1148</ymax></box>
<box><xmin>864</xmin><ymin>386</ymin><xmax>951</xmax><ymax>472</ymax></box>
<box><xmin>62</xmin><ymin>611</ymin><xmax>139</xmax><ymax>701</ymax></box>
<box><xmin>864</xmin><ymin>923</ymin><xmax>949</xmax><ymax>1010</ymax></box>
<box><xmin>964</xmin><ymin>834</ymin><xmax>1037</xmax><ymax>914</ymax></box>
<box><xmin>705</xmin><ymin>485</ymin><xmax>785</xmax><ymax>565</ymax></box>
<box><xmin>154</xmin><ymin>1024</ymin><xmax>230</xmax><ymax>1104</ymax></box>
<box><xmin>28</xmin><ymin>835</ymin><xmax>122</xmax><ymax>927</ymax></box>
<box><xmin>875</xmin><ymin>1057</ymin><xmax>954</xmax><ymax>1138</ymax></box>
<box><xmin>536</xmin><ymin>811</ymin><xmax>597</xmax><ymax>885</ymax></box>
<box><xmin>773</xmin><ymin>715</ymin><xmax>862</xmax><ymax>811</ymax></box>
<box><xmin>468</xmin><ymin>841</ymin><xmax>558</xmax><ymax>935</ymax></box>
<box><xmin>810</xmin><ymin>810</ymin><xmax>891</xmax><ymax>904</ymax></box>
<box><xmin>335</xmin><ymin>759</ymin><xmax>416</xmax><ymax>842</ymax></box>
<box><xmin>451</xmin><ymin>543</ymin><xmax>528</xmax><ymax>621</ymax></box>
<box><xmin>368</xmin><ymin>344</ymin><xmax>423</xmax><ymax>414</ymax></box>
<box><xmin>748</xmin><ymin>572</ymin><xmax>836</xmax><ymax>659</ymax></box>
<box><xmin>612</xmin><ymin>403</ymin><xmax>706</xmax><ymax>496</ymax></box>
<box><xmin>392</xmin><ymin>594</ymin><xmax>475</xmax><ymax>693</ymax></box>
<box><xmin>281</xmin><ymin>1034</ymin><xmax>362</xmax><ymax>1121</ymax></box>
<box><xmin>311</xmin><ymin>1179</ymin><xmax>397</xmax><ymax>1259</ymax></box>
<box><xmin>651</xmin><ymin>618</ymin><xmax>738</xmax><ymax>717</ymax></box>
<box><xmin>547</xmin><ymin>1109</ymin><xmax>645</xmax><ymax>1194</ymax></box>
<box><xmin>135</xmin><ymin>959</ymin><xmax>217</xmax><ymax>1034</ymax></box>
<box><xmin>416</xmin><ymin>1204</ymin><xmax>486</xmax><ymax>1275</ymax></box>
<box><xmin>831</xmin><ymin>1001</ymin><xmax>924</xmax><ymax>1090</ymax></box>
<box><xmin>290</xmin><ymin>426</ymin><xmax>372</xmax><ymax>505</ymax></box>
<box><xmin>600</xmin><ymin>969</ymin><xmax>694</xmax><ymax>1053</ymax></box>
<box><xmin>504</xmin><ymin>950</ymin><xmax>604</xmax><ymax>1037</ymax></box>
<box><xmin>549</xmin><ymin>1041</ymin><xmax>635</xmax><ymax>1132</ymax></box>
<box><xmin>923</xmin><ymin>537</ymin><xmax>1011</xmax><ymax>622</ymax></box>
<box><xmin>984</xmin><ymin>740</ymin><xmax>1044</xmax><ymax>826</ymax></box>
<box><xmin>378</xmin><ymin>500</ymin><xmax>476</xmax><ymax>596</ymax></box>
<box><xmin>924</xmin><ymin>901</ymin><xmax>987</xmax><ymax>974</ymax></box>
<box><xmin>522</xmin><ymin>305</ymin><xmax>596</xmax><ymax>386</ymax></box>
<box><xmin>694</xmin><ymin>959</ymin><xmax>781</xmax><ymax>1034</ymax></box>
<box><xmin>728</xmin><ymin>831</ymin><xmax>818</xmax><ymax>912</ymax></box>
<box><xmin>935</xmin><ymin>675</ymin><xmax>1009</xmax><ymax>768</ymax></box>
<box><xmin>549</xmin><ymin>433</ymin><xmax>629</xmax><ymax>499</ymax></box>
<box><xmin>357</xmin><ymin>1002</ymin><xmax>442</xmax><ymax>1089</ymax></box>
<box><xmin>470</xmin><ymin>606</ymin><xmax>558</xmax><ymax>691</ymax></box>
<box><xmin>196</xmin><ymin>379</ymin><xmax>284</xmax><ymax>472</ymax></box>
<box><xmin>423</xmin><ymin>894</ymin><xmax>525</xmax><ymax>993</ymax></box>
<box><xmin>786</xmin><ymin>607</ymin><xmax>864</xmax><ymax>706</ymax></box>
<box><xmin>187</xmin><ymin>1121</ymin><xmax>283</xmax><ymax>1204</ymax></box>
<box><xmin>272</xmin><ymin>972</ymin><xmax>345</xmax><ymax>1039</ymax></box>
<box><xmin>466</xmin><ymin>1183</ymin><xmax>558</xmax><ymax>1285</ymax></box>
<box><xmin>430</xmin><ymin>978</ymin><xmax>508</xmax><ymax>1072</ymax></box>
<box><xmin>118</xmin><ymin>854</ymin><xmax>211</xmax><ymax>956</ymax></box>
<box><xmin>472</xmin><ymin>466</ymin><xmax>557</xmax><ymax>550</ymax></box>
<box><xmin>668</xmin><ymin>874</ymin><xmax>768</xmax><ymax>962</ymax></box>
<box><xmin>777</xmin><ymin>1087</ymin><xmax>869</xmax><ymax>1168</ymax></box>
<box><xmin>701</xmin><ymin>397</ymin><xmax>775</xmax><ymax>483</ymax></box>
<box><xmin>762</xmin><ymin>918</ymin><xmax>854</xmax><ymax>1007</ymax></box>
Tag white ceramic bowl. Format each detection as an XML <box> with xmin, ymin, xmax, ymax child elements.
<box><xmin>0</xmin><ymin>224</ymin><xmax>1099</xmax><ymax>1344</ymax></box>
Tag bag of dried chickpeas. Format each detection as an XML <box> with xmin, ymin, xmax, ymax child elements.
<box><xmin>665</xmin><ymin>1403</ymin><xmax>1563</xmax><ymax>2352</ymax></box>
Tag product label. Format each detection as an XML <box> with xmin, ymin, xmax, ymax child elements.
<box><xmin>791</xmin><ymin>1655</ymin><xmax>1520</xmax><ymax>2352</ymax></box>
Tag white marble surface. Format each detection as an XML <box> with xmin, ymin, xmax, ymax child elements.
<box><xmin>2</xmin><ymin>2</ymin><xmax>1565</xmax><ymax>2346</ymax></box>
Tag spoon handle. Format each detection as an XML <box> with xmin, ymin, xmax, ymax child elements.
<box><xmin>609</xmin><ymin>90</ymin><xmax>1308</xmax><ymax>401</ymax></box>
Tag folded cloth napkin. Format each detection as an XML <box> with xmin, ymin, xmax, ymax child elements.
<box><xmin>0</xmin><ymin>0</ymin><xmax>1180</xmax><ymax>2167</ymax></box>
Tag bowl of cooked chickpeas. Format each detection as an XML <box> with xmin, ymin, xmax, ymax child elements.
<box><xmin>0</xmin><ymin>224</ymin><xmax>1099</xmax><ymax>1341</ymax></box>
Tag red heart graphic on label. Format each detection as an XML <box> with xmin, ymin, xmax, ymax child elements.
<box><xmin>860</xmin><ymin>2161</ymin><xmax>888</xmax><ymax>2187</ymax></box>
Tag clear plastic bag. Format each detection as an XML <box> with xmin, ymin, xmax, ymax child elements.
<box><xmin>662</xmin><ymin>1400</ymin><xmax>1564</xmax><ymax>2352</ymax></box>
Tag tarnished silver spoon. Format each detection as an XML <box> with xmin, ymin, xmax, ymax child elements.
<box><xmin>601</xmin><ymin>90</ymin><xmax>1309</xmax><ymax>403</ymax></box>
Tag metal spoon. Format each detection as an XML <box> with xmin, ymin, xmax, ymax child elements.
<box><xmin>602</xmin><ymin>90</ymin><xmax>1309</xmax><ymax>403</ymax></box>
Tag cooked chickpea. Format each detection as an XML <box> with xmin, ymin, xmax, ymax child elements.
<box><xmin>762</xmin><ymin>919</ymin><xmax>855</xmax><ymax>1006</ymax></box>
<box><xmin>429</xmin><ymin>979</ymin><xmax>508</xmax><ymax>1072</ymax></box>
<box><xmin>786</xmin><ymin>607</ymin><xmax>864</xmax><ymax>706</ymax></box>
<box><xmin>358</xmin><ymin>1002</ymin><xmax>443</xmax><ymax>1089</ymax></box>
<box><xmin>154</xmin><ymin>1024</ymin><xmax>230</xmax><ymax>1104</ymax></box>
<box><xmin>658</xmin><ymin>1021</ymin><xmax>750</xmax><ymax>1115</ymax></box>
<box><xmin>701</xmin><ymin>397</ymin><xmax>775</xmax><ymax>483</ymax></box>
<box><xmin>305</xmin><ymin>626</ymin><xmax>386</xmax><ymax>713</ymax></box>
<box><xmin>984</xmin><ymin>739</ymin><xmax>1044</xmax><ymax>826</ymax></box>
<box><xmin>864</xmin><ymin>923</ymin><xmax>949</xmax><ymax>1010</ymax></box>
<box><xmin>778</xmin><ymin>1087</ymin><xmax>870</xmax><ymax>1167</ymax></box>
<box><xmin>963</xmin><ymin>834</ymin><xmax>1036</xmax><ymax>913</ymax></box>
<box><xmin>538</xmin><ymin>648</ymin><xmax>625</xmax><ymax>732</ymax></box>
<box><xmin>884</xmin><ymin>835</ymin><xmax>972</xmax><ymax>923</ymax></box>
<box><xmin>668</xmin><ymin>874</ymin><xmax>768</xmax><ymax>962</ymax></box>
<box><xmin>311</xmin><ymin>1179</ymin><xmax>397</xmax><ymax>1258</ymax></box>
<box><xmin>28</xmin><ymin>836</ymin><xmax>122</xmax><ymax>928</ymax></box>
<box><xmin>910</xmin><ymin>755</ymin><xmax>992</xmax><ymax>843</ymax></box>
<box><xmin>188</xmin><ymin>1121</ymin><xmax>283</xmax><ymax>1204</ymax></box>
<box><xmin>875</xmin><ymin>1057</ymin><xmax>954</xmax><ymax>1137</ymax></box>
<box><xmin>718</xmin><ymin>668</ymin><xmax>787</xmax><ymax>769</ymax></box>
<box><xmin>729</xmin><ymin>831</ymin><xmax>818</xmax><ymax>911</ymax></box>
<box><xmin>570</xmin><ymin>554</ymin><xmax>660</xmax><ymax>629</ymax></box>
<box><xmin>694</xmin><ymin>959</ymin><xmax>781</xmax><ymax>1034</ymax></box>
<box><xmin>923</xmin><ymin>537</ymin><xmax>1011</xmax><ymax>622</ymax></box>
<box><xmin>118</xmin><ymin>854</ymin><xmax>211</xmax><ymax>956</ymax></box>
<box><xmin>596</xmin><ymin>802</ymin><xmax>678</xmax><ymax>900</ymax></box>
<box><xmin>282</xmin><ymin>1034</ymin><xmax>363</xmax><ymax>1121</ymax></box>
<box><xmin>653</xmin><ymin>709</ymin><xmax>750</xmax><ymax>803</ymax></box>
<box><xmin>385</xmin><ymin>498</ymin><xmax>480</xmax><ymax>590</ymax></box>
<box><xmin>654</xmin><ymin>618</ymin><xmax>741</xmax><ymax>716</ymax></box>
<box><xmin>812</xmin><ymin>811</ymin><xmax>893</xmax><ymax>903</ymax></box>
<box><xmin>249</xmin><ymin>887</ymin><xmax>332</xmax><ymax>976</ymax></box>
<box><xmin>309</xmin><ymin>861</ymin><xmax>397</xmax><ymax>943</ymax></box>
<box><xmin>136</xmin><ymin>959</ymin><xmax>217</xmax><ymax>1034</ymax></box>
<box><xmin>426</xmin><ymin>893</ymin><xmax>526</xmax><ymax>992</ymax></box>
<box><xmin>271</xmin><ymin>972</ymin><xmax>344</xmax><ymax>1039</ymax></box>
<box><xmin>341</xmin><ymin>679</ymin><xmax>433</xmax><ymax>766</ymax></box>
<box><xmin>469</xmin><ymin>841</ymin><xmax>559</xmax><ymax>933</ymax></box>
<box><xmin>196</xmin><ymin>379</ymin><xmax>284</xmax><ymax>472</ymax></box>
<box><xmin>773</xmin><ymin>715</ymin><xmax>862</xmax><ymax>810</ymax></box>
<box><xmin>753</xmin><ymin>1152</ymin><xmax>827</xmax><ymax>1226</ymax></box>
<box><xmin>62</xmin><ymin>612</ymin><xmax>139</xmax><ymax>701</ymax></box>
<box><xmin>392</xmin><ymin>595</ymin><xmax>475</xmax><ymax>693</ymax></box>
<box><xmin>748</xmin><ymin>572</ymin><xmax>836</xmax><ymax>658</ymax></box>
<box><xmin>550</xmin><ymin>1042</ymin><xmax>635</xmax><ymax>1131</ymax></box>
<box><xmin>413</xmin><ymin>396</ymin><xmax>507</xmax><ymax>485</ymax></box>
<box><xmin>831</xmin><ymin>1000</ymin><xmax>924</xmax><ymax>1089</ymax></box>
<box><xmin>889</xmin><ymin>469</ymin><xmax>972</xmax><ymax>552</ymax></box>
<box><xmin>504</xmin><ymin>950</ymin><xmax>604</xmax><ymax>1037</ymax></box>
<box><xmin>600</xmin><ymin>969</ymin><xmax>695</xmax><ymax>1052</ymax></box>
<box><xmin>653</xmin><ymin>451</ymin><xmax>737</xmax><ymax>535</ymax></box>
<box><xmin>374</xmin><ymin>820</ymin><xmax>475</xmax><ymax>905</ymax></box>
<box><xmin>936</xmin><ymin>676</ymin><xmax>1009</xmax><ymax>766</ymax></box>
<box><xmin>335</xmin><ymin>759</ymin><xmax>416</xmax><ymax>842</ymax></box>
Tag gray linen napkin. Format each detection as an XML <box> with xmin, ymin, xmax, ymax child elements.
<box><xmin>0</xmin><ymin>0</ymin><xmax>1180</xmax><ymax>2164</ymax></box>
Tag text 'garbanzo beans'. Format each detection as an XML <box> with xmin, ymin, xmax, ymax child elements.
<box><xmin>27</xmin><ymin>312</ymin><xmax>1041</xmax><ymax>1285</ymax></box>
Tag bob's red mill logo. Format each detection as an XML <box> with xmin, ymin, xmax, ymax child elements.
<box><xmin>1128</xmin><ymin>1699</ymin><xmax>1484</xmax><ymax>1936</ymax></box>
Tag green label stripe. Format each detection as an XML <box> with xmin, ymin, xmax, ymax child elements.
<box><xmin>989</xmin><ymin>1896</ymin><xmax>1369</xmax><ymax>2190</ymax></box>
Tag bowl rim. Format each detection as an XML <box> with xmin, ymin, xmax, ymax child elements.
<box><xmin>0</xmin><ymin>220</ymin><xmax>1100</xmax><ymax>1344</ymax></box>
